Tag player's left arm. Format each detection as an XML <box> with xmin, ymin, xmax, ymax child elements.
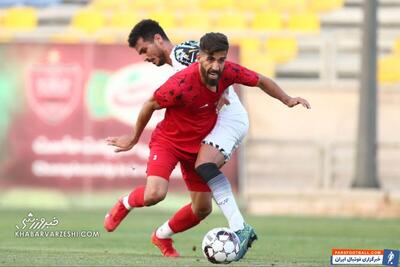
<box><xmin>256</xmin><ymin>74</ymin><xmax>311</xmax><ymax>109</ymax></box>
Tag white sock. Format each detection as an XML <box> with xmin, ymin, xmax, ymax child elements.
<box><xmin>208</xmin><ymin>174</ymin><xmax>245</xmax><ymax>232</ymax></box>
<box><xmin>122</xmin><ymin>195</ymin><xmax>131</xmax><ymax>210</ymax></box>
<box><xmin>156</xmin><ymin>220</ymin><xmax>174</xmax><ymax>239</ymax></box>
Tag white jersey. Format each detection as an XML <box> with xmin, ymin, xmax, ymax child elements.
<box><xmin>169</xmin><ymin>41</ymin><xmax>249</xmax><ymax>160</ymax></box>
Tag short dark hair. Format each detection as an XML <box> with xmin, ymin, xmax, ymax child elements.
<box><xmin>128</xmin><ymin>19</ymin><xmax>170</xmax><ymax>47</ymax></box>
<box><xmin>199</xmin><ymin>32</ymin><xmax>229</xmax><ymax>54</ymax></box>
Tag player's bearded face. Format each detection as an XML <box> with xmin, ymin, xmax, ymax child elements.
<box><xmin>199</xmin><ymin>51</ymin><xmax>227</xmax><ymax>86</ymax></box>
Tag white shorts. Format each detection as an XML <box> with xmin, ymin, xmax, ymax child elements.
<box><xmin>202</xmin><ymin>87</ymin><xmax>249</xmax><ymax>162</ymax></box>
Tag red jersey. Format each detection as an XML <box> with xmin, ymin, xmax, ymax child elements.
<box><xmin>152</xmin><ymin>61</ymin><xmax>259</xmax><ymax>153</ymax></box>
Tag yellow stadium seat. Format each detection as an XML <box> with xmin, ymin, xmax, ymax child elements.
<box><xmin>3</xmin><ymin>7</ymin><xmax>37</xmax><ymax>30</ymax></box>
<box><xmin>165</xmin><ymin>0</ymin><xmax>199</xmax><ymax>11</ymax></box>
<box><xmin>71</xmin><ymin>8</ymin><xmax>105</xmax><ymax>34</ymax></box>
<box><xmin>306</xmin><ymin>0</ymin><xmax>344</xmax><ymax>13</ymax></box>
<box><xmin>378</xmin><ymin>55</ymin><xmax>400</xmax><ymax>84</ymax></box>
<box><xmin>251</xmin><ymin>11</ymin><xmax>284</xmax><ymax>31</ymax></box>
<box><xmin>394</xmin><ymin>39</ymin><xmax>400</xmax><ymax>56</ymax></box>
<box><xmin>240</xmin><ymin>38</ymin><xmax>261</xmax><ymax>54</ymax></box>
<box><xmin>265</xmin><ymin>37</ymin><xmax>298</xmax><ymax>63</ymax></box>
<box><xmin>239</xmin><ymin>38</ymin><xmax>276</xmax><ymax>77</ymax></box>
<box><xmin>215</xmin><ymin>11</ymin><xmax>247</xmax><ymax>30</ymax></box>
<box><xmin>180</xmin><ymin>11</ymin><xmax>212</xmax><ymax>31</ymax></box>
<box><xmin>239</xmin><ymin>38</ymin><xmax>275</xmax><ymax>77</ymax></box>
<box><xmin>287</xmin><ymin>12</ymin><xmax>320</xmax><ymax>32</ymax></box>
<box><xmin>270</xmin><ymin>0</ymin><xmax>306</xmax><ymax>12</ymax></box>
<box><xmin>244</xmin><ymin>55</ymin><xmax>276</xmax><ymax>78</ymax></box>
<box><xmin>234</xmin><ymin>0</ymin><xmax>271</xmax><ymax>12</ymax></box>
<box><xmin>148</xmin><ymin>11</ymin><xmax>176</xmax><ymax>30</ymax></box>
<box><xmin>109</xmin><ymin>10</ymin><xmax>139</xmax><ymax>29</ymax></box>
<box><xmin>130</xmin><ymin>0</ymin><xmax>165</xmax><ymax>11</ymax></box>
<box><xmin>200</xmin><ymin>0</ymin><xmax>234</xmax><ymax>10</ymax></box>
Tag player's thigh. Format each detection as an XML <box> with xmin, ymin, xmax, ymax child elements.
<box><xmin>201</xmin><ymin>113</ymin><xmax>249</xmax><ymax>164</ymax></box>
<box><xmin>180</xmin><ymin>159</ymin><xmax>211</xmax><ymax>193</ymax></box>
<box><xmin>190</xmin><ymin>190</ymin><xmax>213</xmax><ymax>218</ymax></box>
<box><xmin>145</xmin><ymin>143</ymin><xmax>178</xmax><ymax>202</ymax></box>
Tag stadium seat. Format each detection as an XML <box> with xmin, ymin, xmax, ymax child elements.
<box><xmin>239</xmin><ymin>38</ymin><xmax>275</xmax><ymax>77</ymax></box>
<box><xmin>306</xmin><ymin>0</ymin><xmax>344</xmax><ymax>13</ymax></box>
<box><xmin>180</xmin><ymin>11</ymin><xmax>212</xmax><ymax>31</ymax></box>
<box><xmin>148</xmin><ymin>11</ymin><xmax>176</xmax><ymax>30</ymax></box>
<box><xmin>245</xmin><ymin>56</ymin><xmax>276</xmax><ymax>78</ymax></box>
<box><xmin>251</xmin><ymin>11</ymin><xmax>284</xmax><ymax>31</ymax></box>
<box><xmin>165</xmin><ymin>0</ymin><xmax>199</xmax><ymax>11</ymax></box>
<box><xmin>269</xmin><ymin>0</ymin><xmax>306</xmax><ymax>13</ymax></box>
<box><xmin>200</xmin><ymin>0</ymin><xmax>234</xmax><ymax>10</ymax></box>
<box><xmin>378</xmin><ymin>55</ymin><xmax>400</xmax><ymax>84</ymax></box>
<box><xmin>240</xmin><ymin>38</ymin><xmax>261</xmax><ymax>56</ymax></box>
<box><xmin>287</xmin><ymin>12</ymin><xmax>320</xmax><ymax>33</ymax></box>
<box><xmin>234</xmin><ymin>0</ymin><xmax>270</xmax><ymax>12</ymax></box>
<box><xmin>2</xmin><ymin>7</ymin><xmax>37</xmax><ymax>30</ymax></box>
<box><xmin>215</xmin><ymin>10</ymin><xmax>247</xmax><ymax>30</ymax></box>
<box><xmin>71</xmin><ymin>8</ymin><xmax>106</xmax><ymax>34</ymax></box>
<box><xmin>394</xmin><ymin>39</ymin><xmax>400</xmax><ymax>56</ymax></box>
<box><xmin>109</xmin><ymin>10</ymin><xmax>139</xmax><ymax>29</ymax></box>
<box><xmin>265</xmin><ymin>37</ymin><xmax>298</xmax><ymax>63</ymax></box>
<box><xmin>130</xmin><ymin>0</ymin><xmax>165</xmax><ymax>11</ymax></box>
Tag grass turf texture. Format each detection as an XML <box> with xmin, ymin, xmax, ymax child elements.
<box><xmin>0</xmin><ymin>208</ymin><xmax>399</xmax><ymax>267</ymax></box>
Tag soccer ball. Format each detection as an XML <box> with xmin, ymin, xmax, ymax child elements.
<box><xmin>202</xmin><ymin>227</ymin><xmax>240</xmax><ymax>264</ymax></box>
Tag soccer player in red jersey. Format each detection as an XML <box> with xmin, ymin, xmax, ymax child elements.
<box><xmin>105</xmin><ymin>32</ymin><xmax>311</xmax><ymax>259</ymax></box>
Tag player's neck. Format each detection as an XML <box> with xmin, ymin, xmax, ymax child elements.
<box><xmin>164</xmin><ymin>42</ymin><xmax>174</xmax><ymax>66</ymax></box>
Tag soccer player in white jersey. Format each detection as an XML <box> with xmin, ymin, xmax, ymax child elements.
<box><xmin>104</xmin><ymin>20</ymin><xmax>309</xmax><ymax>260</ymax></box>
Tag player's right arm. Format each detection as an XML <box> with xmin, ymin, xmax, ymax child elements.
<box><xmin>106</xmin><ymin>96</ymin><xmax>161</xmax><ymax>153</ymax></box>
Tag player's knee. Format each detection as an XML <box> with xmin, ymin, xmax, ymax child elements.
<box><xmin>144</xmin><ymin>190</ymin><xmax>166</xmax><ymax>206</ymax></box>
<box><xmin>195</xmin><ymin>163</ymin><xmax>222</xmax><ymax>183</ymax></box>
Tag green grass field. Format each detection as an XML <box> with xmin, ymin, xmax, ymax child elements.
<box><xmin>0</xmin><ymin>207</ymin><xmax>399</xmax><ymax>267</ymax></box>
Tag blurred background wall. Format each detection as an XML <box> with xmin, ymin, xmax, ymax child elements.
<box><xmin>0</xmin><ymin>0</ymin><xmax>399</xmax><ymax>217</ymax></box>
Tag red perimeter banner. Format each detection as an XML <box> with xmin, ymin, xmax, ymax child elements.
<box><xmin>0</xmin><ymin>43</ymin><xmax>239</xmax><ymax>191</ymax></box>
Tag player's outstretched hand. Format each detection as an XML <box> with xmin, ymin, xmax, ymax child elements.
<box><xmin>286</xmin><ymin>97</ymin><xmax>311</xmax><ymax>109</ymax></box>
<box><xmin>106</xmin><ymin>135</ymin><xmax>137</xmax><ymax>153</ymax></box>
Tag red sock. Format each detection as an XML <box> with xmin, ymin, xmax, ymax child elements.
<box><xmin>128</xmin><ymin>186</ymin><xmax>145</xmax><ymax>208</ymax></box>
<box><xmin>168</xmin><ymin>203</ymin><xmax>202</xmax><ymax>233</ymax></box>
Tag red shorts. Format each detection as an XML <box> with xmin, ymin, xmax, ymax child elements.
<box><xmin>146</xmin><ymin>141</ymin><xmax>210</xmax><ymax>192</ymax></box>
